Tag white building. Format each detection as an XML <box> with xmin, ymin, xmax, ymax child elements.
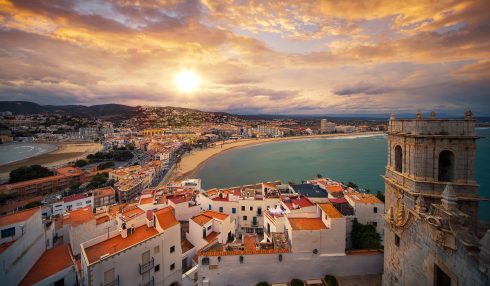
<box><xmin>0</xmin><ymin>207</ymin><xmax>77</xmax><ymax>286</ymax></box>
<box><xmin>186</xmin><ymin>210</ymin><xmax>235</xmax><ymax>251</ymax></box>
<box><xmin>320</xmin><ymin>119</ymin><xmax>336</xmax><ymax>134</ymax></box>
<box><xmin>345</xmin><ymin>192</ymin><xmax>384</xmax><ymax>242</ymax></box>
<box><xmin>53</xmin><ymin>192</ymin><xmax>94</xmax><ymax>215</ymax></box>
<box><xmin>81</xmin><ymin>206</ymin><xmax>182</xmax><ymax>286</ymax></box>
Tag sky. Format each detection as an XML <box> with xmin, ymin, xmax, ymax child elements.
<box><xmin>0</xmin><ymin>0</ymin><xmax>489</xmax><ymax>115</ymax></box>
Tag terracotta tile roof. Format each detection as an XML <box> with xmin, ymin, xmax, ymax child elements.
<box><xmin>19</xmin><ymin>244</ymin><xmax>74</xmax><ymax>286</ymax></box>
<box><xmin>200</xmin><ymin>248</ymin><xmax>289</xmax><ymax>257</ymax></box>
<box><xmin>346</xmin><ymin>192</ymin><xmax>383</xmax><ymax>204</ymax></box>
<box><xmin>192</xmin><ymin>214</ymin><xmax>213</xmax><ymax>226</ymax></box>
<box><xmin>205</xmin><ymin>231</ymin><xmax>219</xmax><ymax>243</ymax></box>
<box><xmin>168</xmin><ymin>195</ymin><xmax>189</xmax><ymax>204</ymax></box>
<box><xmin>93</xmin><ymin>187</ymin><xmax>115</xmax><ymax>198</ymax></box>
<box><xmin>288</xmin><ymin>218</ymin><xmax>327</xmax><ymax>230</ymax></box>
<box><xmin>56</xmin><ymin>166</ymin><xmax>83</xmax><ymax>177</ymax></box>
<box><xmin>325</xmin><ymin>185</ymin><xmax>344</xmax><ymax>193</ymax></box>
<box><xmin>63</xmin><ymin>193</ymin><xmax>91</xmax><ymax>203</ymax></box>
<box><xmin>205</xmin><ymin>189</ymin><xmax>218</xmax><ymax>196</ymax></box>
<box><xmin>202</xmin><ymin>210</ymin><xmax>229</xmax><ymax>221</ymax></box>
<box><xmin>139</xmin><ymin>197</ymin><xmax>154</xmax><ymax>205</ymax></box>
<box><xmin>84</xmin><ymin>225</ymin><xmax>159</xmax><ymax>264</ymax></box>
<box><xmin>318</xmin><ymin>203</ymin><xmax>343</xmax><ymax>218</ymax></box>
<box><xmin>95</xmin><ymin>215</ymin><xmax>111</xmax><ymax>225</ymax></box>
<box><xmin>0</xmin><ymin>175</ymin><xmax>65</xmax><ymax>190</ymax></box>
<box><xmin>0</xmin><ymin>207</ymin><xmax>39</xmax><ymax>228</ymax></box>
<box><xmin>154</xmin><ymin>207</ymin><xmax>179</xmax><ymax>230</ymax></box>
<box><xmin>244</xmin><ymin>235</ymin><xmax>256</xmax><ymax>251</ymax></box>
<box><xmin>281</xmin><ymin>195</ymin><xmax>315</xmax><ymax>210</ymax></box>
<box><xmin>63</xmin><ymin>207</ymin><xmax>94</xmax><ymax>226</ymax></box>
<box><xmin>121</xmin><ymin>207</ymin><xmax>145</xmax><ymax>221</ymax></box>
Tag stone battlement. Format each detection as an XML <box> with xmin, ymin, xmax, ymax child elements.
<box><xmin>388</xmin><ymin>111</ymin><xmax>476</xmax><ymax>136</ymax></box>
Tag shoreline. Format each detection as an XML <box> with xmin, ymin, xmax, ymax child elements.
<box><xmin>167</xmin><ymin>131</ymin><xmax>385</xmax><ymax>183</ymax></box>
<box><xmin>0</xmin><ymin>142</ymin><xmax>103</xmax><ymax>180</ymax></box>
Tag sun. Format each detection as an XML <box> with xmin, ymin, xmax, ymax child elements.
<box><xmin>174</xmin><ymin>70</ymin><xmax>200</xmax><ymax>93</ymax></box>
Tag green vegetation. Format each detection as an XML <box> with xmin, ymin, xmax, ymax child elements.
<box><xmin>86</xmin><ymin>173</ymin><xmax>109</xmax><ymax>190</ymax></box>
<box><xmin>87</xmin><ymin>150</ymin><xmax>133</xmax><ymax>162</ymax></box>
<box><xmin>346</xmin><ymin>181</ymin><xmax>358</xmax><ymax>189</ymax></box>
<box><xmin>351</xmin><ymin>218</ymin><xmax>382</xmax><ymax>249</ymax></box>
<box><xmin>0</xmin><ymin>193</ymin><xmax>19</xmax><ymax>203</ymax></box>
<box><xmin>324</xmin><ymin>275</ymin><xmax>338</xmax><ymax>286</ymax></box>
<box><xmin>290</xmin><ymin>279</ymin><xmax>304</xmax><ymax>286</ymax></box>
<box><xmin>9</xmin><ymin>165</ymin><xmax>54</xmax><ymax>183</ymax></box>
<box><xmin>316</xmin><ymin>173</ymin><xmax>323</xmax><ymax>178</ymax></box>
<box><xmin>97</xmin><ymin>161</ymin><xmax>115</xmax><ymax>170</ymax></box>
<box><xmin>376</xmin><ymin>191</ymin><xmax>385</xmax><ymax>203</ymax></box>
<box><xmin>256</xmin><ymin>282</ymin><xmax>270</xmax><ymax>286</ymax></box>
<box><xmin>74</xmin><ymin>159</ymin><xmax>88</xmax><ymax>167</ymax></box>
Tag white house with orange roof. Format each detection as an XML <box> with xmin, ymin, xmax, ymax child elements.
<box><xmin>186</xmin><ymin>210</ymin><xmax>235</xmax><ymax>251</ymax></box>
<box><xmin>167</xmin><ymin>193</ymin><xmax>200</xmax><ymax>221</ymax></box>
<box><xmin>62</xmin><ymin>207</ymin><xmax>117</xmax><ymax>256</ymax></box>
<box><xmin>80</xmin><ymin>206</ymin><xmax>182</xmax><ymax>286</ymax></box>
<box><xmin>344</xmin><ymin>192</ymin><xmax>384</xmax><ymax>241</ymax></box>
<box><xmin>197</xmin><ymin>187</ymin><xmax>241</xmax><ymax>220</ymax></box>
<box><xmin>0</xmin><ymin>207</ymin><xmax>48</xmax><ymax>286</ymax></box>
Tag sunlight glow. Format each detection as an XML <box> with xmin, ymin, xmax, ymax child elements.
<box><xmin>174</xmin><ymin>70</ymin><xmax>200</xmax><ymax>93</ymax></box>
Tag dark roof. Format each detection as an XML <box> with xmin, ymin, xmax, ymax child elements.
<box><xmin>290</xmin><ymin>184</ymin><xmax>327</xmax><ymax>198</ymax></box>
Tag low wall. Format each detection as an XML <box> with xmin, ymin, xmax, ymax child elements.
<box><xmin>198</xmin><ymin>251</ymin><xmax>383</xmax><ymax>286</ymax></box>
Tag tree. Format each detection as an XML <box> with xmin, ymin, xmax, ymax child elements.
<box><xmin>9</xmin><ymin>165</ymin><xmax>54</xmax><ymax>183</ymax></box>
<box><xmin>317</xmin><ymin>173</ymin><xmax>323</xmax><ymax>178</ymax></box>
<box><xmin>74</xmin><ymin>159</ymin><xmax>88</xmax><ymax>167</ymax></box>
<box><xmin>97</xmin><ymin>161</ymin><xmax>115</xmax><ymax>170</ymax></box>
<box><xmin>376</xmin><ymin>191</ymin><xmax>385</xmax><ymax>203</ymax></box>
<box><xmin>256</xmin><ymin>282</ymin><xmax>270</xmax><ymax>286</ymax></box>
<box><xmin>346</xmin><ymin>181</ymin><xmax>358</xmax><ymax>190</ymax></box>
<box><xmin>350</xmin><ymin>218</ymin><xmax>382</xmax><ymax>249</ymax></box>
<box><xmin>86</xmin><ymin>173</ymin><xmax>109</xmax><ymax>190</ymax></box>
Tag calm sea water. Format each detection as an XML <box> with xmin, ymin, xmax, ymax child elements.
<box><xmin>195</xmin><ymin>129</ymin><xmax>490</xmax><ymax>220</ymax></box>
<box><xmin>0</xmin><ymin>143</ymin><xmax>57</xmax><ymax>165</ymax></box>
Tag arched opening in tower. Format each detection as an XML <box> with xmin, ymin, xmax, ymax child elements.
<box><xmin>394</xmin><ymin>145</ymin><xmax>403</xmax><ymax>173</ymax></box>
<box><xmin>438</xmin><ymin>150</ymin><xmax>455</xmax><ymax>182</ymax></box>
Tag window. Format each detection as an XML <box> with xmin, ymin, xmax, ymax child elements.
<box><xmin>170</xmin><ymin>263</ymin><xmax>175</xmax><ymax>271</ymax></box>
<box><xmin>394</xmin><ymin>145</ymin><xmax>403</xmax><ymax>173</ymax></box>
<box><xmin>241</xmin><ymin>206</ymin><xmax>245</xmax><ymax>211</ymax></box>
<box><xmin>250</xmin><ymin>206</ymin><xmax>253</xmax><ymax>211</ymax></box>
<box><xmin>395</xmin><ymin>234</ymin><xmax>400</xmax><ymax>247</ymax></box>
<box><xmin>86</xmin><ymin>200</ymin><xmax>91</xmax><ymax>204</ymax></box>
<box><xmin>373</xmin><ymin>207</ymin><xmax>378</xmax><ymax>213</ymax></box>
<box><xmin>208</xmin><ymin>204</ymin><xmax>212</xmax><ymax>210</ymax></box>
<box><xmin>219</xmin><ymin>207</ymin><xmax>223</xmax><ymax>213</ymax></box>
<box><xmin>434</xmin><ymin>264</ymin><xmax>451</xmax><ymax>286</ymax></box>
<box><xmin>154</xmin><ymin>264</ymin><xmax>160</xmax><ymax>272</ymax></box>
<box><xmin>232</xmin><ymin>208</ymin><xmax>236</xmax><ymax>214</ymax></box>
<box><xmin>201</xmin><ymin>257</ymin><xmax>210</xmax><ymax>265</ymax></box>
<box><xmin>257</xmin><ymin>207</ymin><xmax>262</xmax><ymax>215</ymax></box>
<box><xmin>170</xmin><ymin>246</ymin><xmax>175</xmax><ymax>253</ymax></box>
<box><xmin>154</xmin><ymin>245</ymin><xmax>160</xmax><ymax>254</ymax></box>
<box><xmin>207</xmin><ymin>225</ymin><xmax>212</xmax><ymax>230</ymax></box>
<box><xmin>243</xmin><ymin>215</ymin><xmax>248</xmax><ymax>221</ymax></box>
<box><xmin>1</xmin><ymin>227</ymin><xmax>15</xmax><ymax>238</ymax></box>
<box><xmin>438</xmin><ymin>150</ymin><xmax>455</xmax><ymax>182</ymax></box>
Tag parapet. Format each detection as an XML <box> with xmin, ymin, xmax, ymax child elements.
<box><xmin>388</xmin><ymin>110</ymin><xmax>476</xmax><ymax>136</ymax></box>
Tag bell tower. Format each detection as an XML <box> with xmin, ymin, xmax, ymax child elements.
<box><xmin>383</xmin><ymin>111</ymin><xmax>490</xmax><ymax>286</ymax></box>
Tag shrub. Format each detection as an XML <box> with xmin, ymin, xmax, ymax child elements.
<box><xmin>74</xmin><ymin>159</ymin><xmax>88</xmax><ymax>167</ymax></box>
<box><xmin>324</xmin><ymin>275</ymin><xmax>338</xmax><ymax>286</ymax></box>
<box><xmin>351</xmin><ymin>218</ymin><xmax>382</xmax><ymax>249</ymax></box>
<box><xmin>9</xmin><ymin>165</ymin><xmax>54</xmax><ymax>183</ymax></box>
<box><xmin>290</xmin><ymin>279</ymin><xmax>304</xmax><ymax>286</ymax></box>
<box><xmin>97</xmin><ymin>161</ymin><xmax>115</xmax><ymax>170</ymax></box>
<box><xmin>256</xmin><ymin>282</ymin><xmax>270</xmax><ymax>286</ymax></box>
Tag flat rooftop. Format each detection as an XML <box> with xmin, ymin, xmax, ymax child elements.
<box><xmin>290</xmin><ymin>183</ymin><xmax>328</xmax><ymax>198</ymax></box>
<box><xmin>0</xmin><ymin>207</ymin><xmax>39</xmax><ymax>228</ymax></box>
<box><xmin>288</xmin><ymin>218</ymin><xmax>327</xmax><ymax>230</ymax></box>
<box><xmin>84</xmin><ymin>225</ymin><xmax>159</xmax><ymax>264</ymax></box>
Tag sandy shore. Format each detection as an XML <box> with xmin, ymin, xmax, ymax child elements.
<box><xmin>167</xmin><ymin>131</ymin><xmax>385</xmax><ymax>183</ymax></box>
<box><xmin>0</xmin><ymin>142</ymin><xmax>102</xmax><ymax>180</ymax></box>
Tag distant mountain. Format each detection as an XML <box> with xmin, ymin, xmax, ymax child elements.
<box><xmin>0</xmin><ymin>101</ymin><xmax>139</xmax><ymax>120</ymax></box>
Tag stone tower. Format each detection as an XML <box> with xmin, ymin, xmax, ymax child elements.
<box><xmin>383</xmin><ymin>111</ymin><xmax>490</xmax><ymax>286</ymax></box>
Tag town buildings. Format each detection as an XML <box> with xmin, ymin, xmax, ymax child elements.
<box><xmin>320</xmin><ymin>119</ymin><xmax>336</xmax><ymax>134</ymax></box>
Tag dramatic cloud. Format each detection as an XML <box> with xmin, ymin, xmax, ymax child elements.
<box><xmin>0</xmin><ymin>0</ymin><xmax>489</xmax><ymax>115</ymax></box>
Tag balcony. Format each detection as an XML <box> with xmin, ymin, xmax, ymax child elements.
<box><xmin>139</xmin><ymin>257</ymin><xmax>154</xmax><ymax>274</ymax></box>
<box><xmin>103</xmin><ymin>276</ymin><xmax>119</xmax><ymax>286</ymax></box>
<box><xmin>140</xmin><ymin>277</ymin><xmax>154</xmax><ymax>286</ymax></box>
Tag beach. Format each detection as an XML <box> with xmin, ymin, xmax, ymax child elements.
<box><xmin>167</xmin><ymin>131</ymin><xmax>385</xmax><ymax>183</ymax></box>
<box><xmin>0</xmin><ymin>142</ymin><xmax>102</xmax><ymax>180</ymax></box>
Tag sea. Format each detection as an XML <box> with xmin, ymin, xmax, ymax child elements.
<box><xmin>0</xmin><ymin>142</ymin><xmax>57</xmax><ymax>165</ymax></box>
<box><xmin>195</xmin><ymin>128</ymin><xmax>490</xmax><ymax>221</ymax></box>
